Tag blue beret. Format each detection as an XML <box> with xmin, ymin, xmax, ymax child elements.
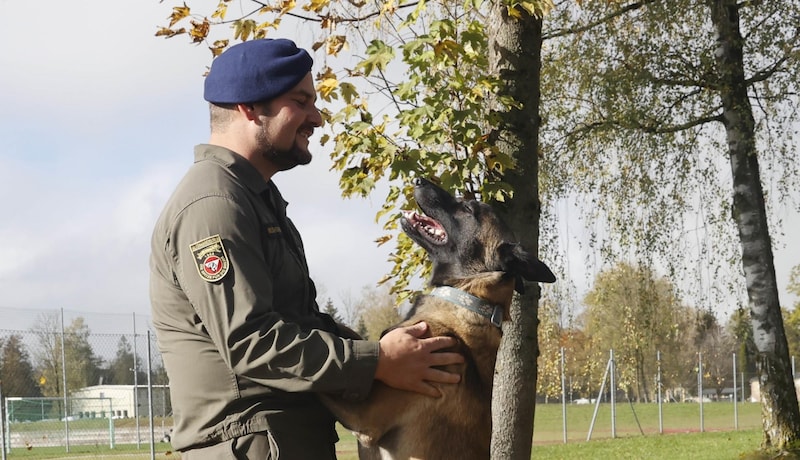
<box><xmin>204</xmin><ymin>39</ymin><xmax>313</xmax><ymax>104</ymax></box>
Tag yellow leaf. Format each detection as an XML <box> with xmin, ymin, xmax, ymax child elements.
<box><xmin>320</xmin><ymin>17</ymin><xmax>336</xmax><ymax>30</ymax></box>
<box><xmin>326</xmin><ymin>35</ymin><xmax>347</xmax><ymax>56</ymax></box>
<box><xmin>211</xmin><ymin>1</ymin><xmax>228</xmax><ymax>19</ymax></box>
<box><xmin>209</xmin><ymin>39</ymin><xmax>229</xmax><ymax>57</ymax></box>
<box><xmin>381</xmin><ymin>0</ymin><xmax>396</xmax><ymax>14</ymax></box>
<box><xmin>304</xmin><ymin>0</ymin><xmax>330</xmax><ymax>13</ymax></box>
<box><xmin>317</xmin><ymin>78</ymin><xmax>340</xmax><ymax>101</ymax></box>
<box><xmin>155</xmin><ymin>27</ymin><xmax>185</xmax><ymax>38</ymax></box>
<box><xmin>317</xmin><ymin>66</ymin><xmax>337</xmax><ymax>82</ymax></box>
<box><xmin>375</xmin><ymin>235</ymin><xmax>393</xmax><ymax>245</ymax></box>
<box><xmin>189</xmin><ymin>18</ymin><xmax>210</xmax><ymax>43</ymax></box>
<box><xmin>280</xmin><ymin>0</ymin><xmax>296</xmax><ymax>15</ymax></box>
<box><xmin>168</xmin><ymin>4</ymin><xmax>190</xmax><ymax>27</ymax></box>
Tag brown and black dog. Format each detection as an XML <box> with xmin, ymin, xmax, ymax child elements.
<box><xmin>324</xmin><ymin>177</ymin><xmax>556</xmax><ymax>459</ymax></box>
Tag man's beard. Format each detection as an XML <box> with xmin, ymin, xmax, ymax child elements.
<box><xmin>257</xmin><ymin>126</ymin><xmax>312</xmax><ymax>171</ymax></box>
<box><xmin>261</xmin><ymin>144</ymin><xmax>312</xmax><ymax>171</ymax></box>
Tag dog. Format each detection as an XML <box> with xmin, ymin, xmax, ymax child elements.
<box><xmin>323</xmin><ymin>177</ymin><xmax>556</xmax><ymax>459</ymax></box>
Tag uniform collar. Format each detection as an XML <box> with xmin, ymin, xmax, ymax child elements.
<box><xmin>194</xmin><ymin>144</ymin><xmax>272</xmax><ymax>197</ymax></box>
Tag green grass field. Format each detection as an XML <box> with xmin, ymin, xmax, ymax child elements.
<box><xmin>335</xmin><ymin>401</ymin><xmax>766</xmax><ymax>460</ymax></box>
<box><xmin>2</xmin><ymin>401</ymin><xmax>768</xmax><ymax>459</ymax></box>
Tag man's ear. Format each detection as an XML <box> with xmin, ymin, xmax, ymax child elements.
<box><xmin>238</xmin><ymin>103</ymin><xmax>259</xmax><ymax>121</ymax></box>
<box><xmin>497</xmin><ymin>242</ymin><xmax>556</xmax><ymax>284</ymax></box>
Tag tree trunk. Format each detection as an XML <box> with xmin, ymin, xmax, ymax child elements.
<box><xmin>707</xmin><ymin>0</ymin><xmax>800</xmax><ymax>450</ymax></box>
<box><xmin>487</xmin><ymin>3</ymin><xmax>544</xmax><ymax>459</ymax></box>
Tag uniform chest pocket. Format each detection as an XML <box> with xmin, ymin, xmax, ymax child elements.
<box><xmin>261</xmin><ymin>224</ymin><xmax>286</xmax><ymax>266</ymax></box>
<box><xmin>260</xmin><ymin>223</ymin><xmax>304</xmax><ymax>280</ymax></box>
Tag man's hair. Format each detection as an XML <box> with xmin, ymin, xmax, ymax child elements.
<box><xmin>209</xmin><ymin>103</ymin><xmax>238</xmax><ymax>132</ymax></box>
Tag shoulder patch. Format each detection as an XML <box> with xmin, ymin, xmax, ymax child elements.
<box><xmin>190</xmin><ymin>234</ymin><xmax>230</xmax><ymax>282</ymax></box>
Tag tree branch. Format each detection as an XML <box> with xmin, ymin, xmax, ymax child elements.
<box><xmin>230</xmin><ymin>0</ymin><xmax>421</xmax><ymax>24</ymax></box>
<box><xmin>569</xmin><ymin>111</ymin><xmax>723</xmax><ymax>138</ymax></box>
<box><xmin>543</xmin><ymin>0</ymin><xmax>660</xmax><ymax>41</ymax></box>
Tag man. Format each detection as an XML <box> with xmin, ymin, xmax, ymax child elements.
<box><xmin>149</xmin><ymin>38</ymin><xmax>463</xmax><ymax>459</ymax></box>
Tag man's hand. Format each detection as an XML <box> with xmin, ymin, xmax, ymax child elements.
<box><xmin>374</xmin><ymin>321</ymin><xmax>464</xmax><ymax>397</ymax></box>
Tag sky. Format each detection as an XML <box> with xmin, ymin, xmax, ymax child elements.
<box><xmin>0</xmin><ymin>0</ymin><xmax>396</xmax><ymax>331</ymax></box>
<box><xmin>0</xmin><ymin>0</ymin><xmax>798</xmax><ymax>333</ymax></box>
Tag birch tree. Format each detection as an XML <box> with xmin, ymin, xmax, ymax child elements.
<box><xmin>541</xmin><ymin>0</ymin><xmax>800</xmax><ymax>451</ymax></box>
<box><xmin>31</xmin><ymin>313</ymin><xmax>102</xmax><ymax>396</ymax></box>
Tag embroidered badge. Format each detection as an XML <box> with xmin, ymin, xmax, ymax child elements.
<box><xmin>190</xmin><ymin>234</ymin><xmax>230</xmax><ymax>282</ymax></box>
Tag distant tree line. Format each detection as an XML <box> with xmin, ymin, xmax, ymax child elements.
<box><xmin>4</xmin><ymin>266</ymin><xmax>797</xmax><ymax>402</ymax></box>
<box><xmin>0</xmin><ymin>312</ymin><xmax>167</xmax><ymax>398</ymax></box>
<box><xmin>537</xmin><ymin>262</ymin><xmax>800</xmax><ymax>403</ymax></box>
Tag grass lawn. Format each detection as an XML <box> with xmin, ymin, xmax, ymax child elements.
<box><xmin>1</xmin><ymin>443</ymin><xmax>177</xmax><ymax>459</ymax></box>
<box><xmin>3</xmin><ymin>402</ymin><xmax>767</xmax><ymax>458</ymax></box>
<box><xmin>335</xmin><ymin>401</ymin><xmax>765</xmax><ymax>460</ymax></box>
<box><xmin>529</xmin><ymin>429</ymin><xmax>764</xmax><ymax>460</ymax></box>
<box><xmin>532</xmin><ymin>400</ymin><xmax>762</xmax><ymax>443</ymax></box>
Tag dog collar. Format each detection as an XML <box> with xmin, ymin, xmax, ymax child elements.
<box><xmin>428</xmin><ymin>286</ymin><xmax>504</xmax><ymax>328</ymax></box>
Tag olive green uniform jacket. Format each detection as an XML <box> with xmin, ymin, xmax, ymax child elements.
<box><xmin>150</xmin><ymin>144</ymin><xmax>379</xmax><ymax>453</ymax></box>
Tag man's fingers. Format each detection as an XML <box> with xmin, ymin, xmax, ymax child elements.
<box><xmin>428</xmin><ymin>351</ymin><xmax>464</xmax><ymax>366</ymax></box>
<box><xmin>425</xmin><ymin>367</ymin><xmax>461</xmax><ymax>385</ymax></box>
<box><xmin>403</xmin><ymin>321</ymin><xmax>429</xmax><ymax>338</ymax></box>
<box><xmin>422</xmin><ymin>335</ymin><xmax>459</xmax><ymax>351</ymax></box>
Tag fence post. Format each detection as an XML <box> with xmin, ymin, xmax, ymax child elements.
<box><xmin>586</xmin><ymin>354</ymin><xmax>612</xmax><ymax>441</ymax></box>
<box><xmin>560</xmin><ymin>347</ymin><xmax>567</xmax><ymax>444</ymax></box>
<box><xmin>698</xmin><ymin>352</ymin><xmax>704</xmax><ymax>433</ymax></box>
<box><xmin>733</xmin><ymin>352</ymin><xmax>738</xmax><ymax>430</ymax></box>
<box><xmin>147</xmin><ymin>331</ymin><xmax>156</xmax><ymax>460</ymax></box>
<box><xmin>1</xmin><ymin>381</ymin><xmax>7</xmax><ymax>460</ymax></box>
<box><xmin>109</xmin><ymin>399</ymin><xmax>115</xmax><ymax>449</ymax></box>
<box><xmin>610</xmin><ymin>349</ymin><xmax>616</xmax><ymax>439</ymax></box>
<box><xmin>657</xmin><ymin>350</ymin><xmax>663</xmax><ymax>434</ymax></box>
<box><xmin>60</xmin><ymin>308</ymin><xmax>70</xmax><ymax>453</ymax></box>
<box><xmin>133</xmin><ymin>313</ymin><xmax>141</xmax><ymax>449</ymax></box>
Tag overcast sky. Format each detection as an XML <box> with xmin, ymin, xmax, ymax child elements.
<box><xmin>0</xmin><ymin>0</ymin><xmax>797</xmax><ymax>333</ymax></box>
<box><xmin>0</xmin><ymin>0</ymin><xmax>396</xmax><ymax>331</ymax></box>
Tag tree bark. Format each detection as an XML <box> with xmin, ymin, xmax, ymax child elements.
<box><xmin>487</xmin><ymin>3</ymin><xmax>544</xmax><ymax>459</ymax></box>
<box><xmin>707</xmin><ymin>0</ymin><xmax>800</xmax><ymax>450</ymax></box>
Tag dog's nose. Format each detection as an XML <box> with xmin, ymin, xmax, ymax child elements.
<box><xmin>415</xmin><ymin>177</ymin><xmax>433</xmax><ymax>187</ymax></box>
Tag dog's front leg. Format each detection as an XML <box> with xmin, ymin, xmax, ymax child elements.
<box><xmin>322</xmin><ymin>382</ymin><xmax>423</xmax><ymax>448</ymax></box>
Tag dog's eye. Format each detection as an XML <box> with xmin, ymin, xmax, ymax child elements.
<box><xmin>463</xmin><ymin>202</ymin><xmax>476</xmax><ymax>214</ymax></box>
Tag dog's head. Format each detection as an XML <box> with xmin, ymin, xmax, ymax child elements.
<box><xmin>400</xmin><ymin>178</ymin><xmax>556</xmax><ymax>289</ymax></box>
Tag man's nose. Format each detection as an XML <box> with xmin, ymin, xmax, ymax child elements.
<box><xmin>309</xmin><ymin>106</ymin><xmax>323</xmax><ymax>127</ymax></box>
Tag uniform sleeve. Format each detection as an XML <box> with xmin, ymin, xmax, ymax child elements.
<box><xmin>168</xmin><ymin>193</ymin><xmax>378</xmax><ymax>399</ymax></box>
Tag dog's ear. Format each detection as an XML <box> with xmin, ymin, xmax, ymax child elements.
<box><xmin>497</xmin><ymin>242</ymin><xmax>557</xmax><ymax>286</ymax></box>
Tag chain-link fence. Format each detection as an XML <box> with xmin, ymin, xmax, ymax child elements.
<box><xmin>0</xmin><ymin>307</ymin><xmax>172</xmax><ymax>459</ymax></box>
<box><xmin>1</xmin><ymin>307</ymin><xmax>792</xmax><ymax>457</ymax></box>
<box><xmin>532</xmin><ymin>346</ymin><xmax>798</xmax><ymax>444</ymax></box>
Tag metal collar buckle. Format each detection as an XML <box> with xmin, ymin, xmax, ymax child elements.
<box><xmin>490</xmin><ymin>305</ymin><xmax>503</xmax><ymax>328</ymax></box>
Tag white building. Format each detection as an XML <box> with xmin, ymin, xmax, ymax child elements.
<box><xmin>70</xmin><ymin>385</ymin><xmax>170</xmax><ymax>419</ymax></box>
